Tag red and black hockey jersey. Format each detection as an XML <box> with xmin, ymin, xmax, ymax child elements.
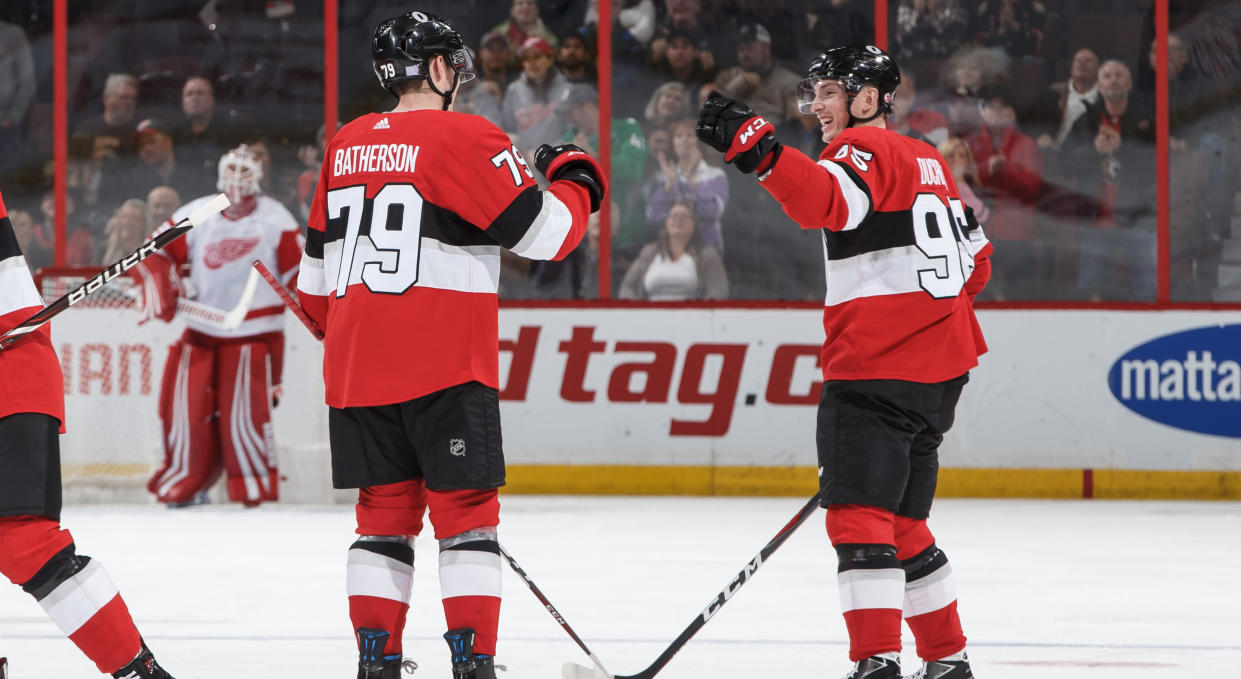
<box><xmin>298</xmin><ymin>110</ymin><xmax>592</xmax><ymax>407</ymax></box>
<box><xmin>0</xmin><ymin>189</ymin><xmax>65</xmax><ymax>425</ymax></box>
<box><xmin>760</xmin><ymin>125</ymin><xmax>992</xmax><ymax>383</ymax></box>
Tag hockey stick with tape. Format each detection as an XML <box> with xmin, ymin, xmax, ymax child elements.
<box><xmin>172</xmin><ymin>267</ymin><xmax>261</xmax><ymax>331</ymax></box>
<box><xmin>562</xmin><ymin>490</ymin><xmax>825</xmax><ymax>679</ymax></box>
<box><xmin>497</xmin><ymin>544</ymin><xmax>613</xmax><ymax>679</ymax></box>
<box><xmin>0</xmin><ymin>193</ymin><xmax>231</xmax><ymax>349</ymax></box>
<box><xmin>251</xmin><ymin>259</ymin><xmax>324</xmax><ymax>340</ymax></box>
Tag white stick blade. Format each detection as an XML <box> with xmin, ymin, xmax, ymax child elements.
<box><xmin>187</xmin><ymin>193</ymin><xmax>231</xmax><ymax>227</ymax></box>
<box><xmin>223</xmin><ymin>268</ymin><xmax>260</xmax><ymax>330</ymax></box>
<box><xmin>563</xmin><ymin>662</ymin><xmax>612</xmax><ymax>679</ymax></box>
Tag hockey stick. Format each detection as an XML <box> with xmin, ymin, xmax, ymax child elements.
<box><xmin>563</xmin><ymin>490</ymin><xmax>826</xmax><ymax>679</ymax></box>
<box><xmin>173</xmin><ymin>267</ymin><xmax>260</xmax><ymax>330</ymax></box>
<box><xmin>0</xmin><ymin>193</ymin><xmax>230</xmax><ymax>349</ymax></box>
<box><xmin>497</xmin><ymin>544</ymin><xmax>612</xmax><ymax>679</ymax></box>
<box><xmin>252</xmin><ymin>259</ymin><xmax>323</xmax><ymax>340</ymax></box>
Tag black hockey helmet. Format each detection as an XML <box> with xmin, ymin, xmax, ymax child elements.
<box><xmin>372</xmin><ymin>11</ymin><xmax>475</xmax><ymax>107</ymax></box>
<box><xmin>797</xmin><ymin>45</ymin><xmax>901</xmax><ymax>123</ymax></box>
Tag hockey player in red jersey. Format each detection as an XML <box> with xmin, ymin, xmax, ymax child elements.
<box><xmin>130</xmin><ymin>145</ymin><xmax>302</xmax><ymax>507</ymax></box>
<box><xmin>295</xmin><ymin>11</ymin><xmax>603</xmax><ymax>679</ymax></box>
<box><xmin>697</xmin><ymin>46</ymin><xmax>991</xmax><ymax>679</ymax></box>
<box><xmin>0</xmin><ymin>188</ymin><xmax>177</xmax><ymax>678</ymax></box>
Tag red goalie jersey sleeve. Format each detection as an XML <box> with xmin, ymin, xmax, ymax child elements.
<box><xmin>0</xmin><ymin>189</ymin><xmax>65</xmax><ymax>426</ymax></box>
<box><xmin>298</xmin><ymin>110</ymin><xmax>592</xmax><ymax>407</ymax></box>
<box><xmin>760</xmin><ymin>126</ymin><xmax>992</xmax><ymax>383</ymax></box>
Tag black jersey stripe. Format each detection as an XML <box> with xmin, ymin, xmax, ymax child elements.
<box><xmin>304</xmin><ymin>225</ymin><xmax>324</xmax><ymax>258</ymax></box>
<box><xmin>0</xmin><ymin>215</ymin><xmax>22</xmax><ymax>260</ymax></box>
<box><xmin>484</xmin><ymin>185</ymin><xmax>544</xmax><ymax>250</ymax></box>
<box><xmin>822</xmin><ymin>211</ymin><xmax>916</xmax><ymax>261</ymax></box>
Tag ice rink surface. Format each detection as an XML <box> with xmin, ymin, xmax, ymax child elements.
<box><xmin>2</xmin><ymin>496</ymin><xmax>1238</xmax><ymax>678</ymax></box>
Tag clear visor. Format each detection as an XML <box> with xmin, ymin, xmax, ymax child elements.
<box><xmin>448</xmin><ymin>48</ymin><xmax>476</xmax><ymax>84</ymax></box>
<box><xmin>797</xmin><ymin>77</ymin><xmax>834</xmax><ymax>115</ymax></box>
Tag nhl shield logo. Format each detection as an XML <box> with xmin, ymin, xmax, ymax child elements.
<box><xmin>449</xmin><ymin>438</ymin><xmax>466</xmax><ymax>457</ymax></box>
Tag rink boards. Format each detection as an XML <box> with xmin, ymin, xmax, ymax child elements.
<box><xmin>49</xmin><ymin>306</ymin><xmax>1241</xmax><ymax>501</ymax></box>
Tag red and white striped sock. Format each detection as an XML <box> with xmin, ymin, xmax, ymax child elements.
<box><xmin>439</xmin><ymin>527</ymin><xmax>502</xmax><ymax>656</ymax></box>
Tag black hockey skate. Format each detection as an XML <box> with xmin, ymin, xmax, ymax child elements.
<box><xmin>443</xmin><ymin>628</ymin><xmax>498</xmax><ymax>679</ymax></box>
<box><xmin>840</xmin><ymin>654</ymin><xmax>901</xmax><ymax>679</ymax></box>
<box><xmin>356</xmin><ymin>627</ymin><xmax>418</xmax><ymax>678</ymax></box>
<box><xmin>905</xmin><ymin>653</ymin><xmax>974</xmax><ymax>679</ymax></box>
<box><xmin>112</xmin><ymin>641</ymin><xmax>175</xmax><ymax>679</ymax></box>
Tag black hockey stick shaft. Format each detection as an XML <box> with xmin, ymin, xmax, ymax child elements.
<box><xmin>0</xmin><ymin>194</ymin><xmax>229</xmax><ymax>349</ymax></box>
<box><xmin>615</xmin><ymin>491</ymin><xmax>824</xmax><ymax>679</ymax></box>
<box><xmin>499</xmin><ymin>544</ymin><xmax>606</xmax><ymax>667</ymax></box>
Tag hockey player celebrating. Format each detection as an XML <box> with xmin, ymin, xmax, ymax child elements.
<box><xmin>295</xmin><ymin>11</ymin><xmax>603</xmax><ymax>679</ymax></box>
<box><xmin>0</xmin><ymin>188</ymin><xmax>177</xmax><ymax>678</ymax></box>
<box><xmin>130</xmin><ymin>144</ymin><xmax>302</xmax><ymax>507</ymax></box>
<box><xmin>696</xmin><ymin>46</ymin><xmax>991</xmax><ymax>679</ymax></box>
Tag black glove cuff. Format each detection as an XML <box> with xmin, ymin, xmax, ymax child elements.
<box><xmin>734</xmin><ymin>136</ymin><xmax>782</xmax><ymax>175</ymax></box>
<box><xmin>552</xmin><ymin>164</ymin><xmax>604</xmax><ymax>213</ymax></box>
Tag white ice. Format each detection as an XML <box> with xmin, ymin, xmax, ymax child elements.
<box><xmin>1</xmin><ymin>497</ymin><xmax>1239</xmax><ymax>678</ymax></box>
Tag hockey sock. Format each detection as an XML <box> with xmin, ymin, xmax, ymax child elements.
<box><xmin>347</xmin><ymin>535</ymin><xmax>415</xmax><ymax>656</ymax></box>
<box><xmin>901</xmin><ymin>542</ymin><xmax>966</xmax><ymax>661</ymax></box>
<box><xmin>827</xmin><ymin>505</ymin><xmax>903</xmax><ymax>661</ymax></box>
<box><xmin>22</xmin><ymin>545</ymin><xmax>143</xmax><ymax>673</ymax></box>
<box><xmin>439</xmin><ymin>527</ymin><xmax>502</xmax><ymax>656</ymax></box>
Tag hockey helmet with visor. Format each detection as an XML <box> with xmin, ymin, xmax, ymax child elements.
<box><xmin>373</xmin><ymin>11</ymin><xmax>475</xmax><ymax>108</ymax></box>
<box><xmin>797</xmin><ymin>45</ymin><xmax>901</xmax><ymax>125</ymax></box>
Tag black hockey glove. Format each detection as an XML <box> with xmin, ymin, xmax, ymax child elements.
<box><xmin>695</xmin><ymin>91</ymin><xmax>783</xmax><ymax>174</ymax></box>
<box><xmin>534</xmin><ymin>143</ymin><xmax>607</xmax><ymax>213</ymax></box>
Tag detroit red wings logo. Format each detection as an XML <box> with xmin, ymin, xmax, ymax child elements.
<box><xmin>203</xmin><ymin>237</ymin><xmax>260</xmax><ymax>269</ymax></box>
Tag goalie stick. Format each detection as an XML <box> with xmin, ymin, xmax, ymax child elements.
<box><xmin>251</xmin><ymin>259</ymin><xmax>323</xmax><ymax>340</ymax></box>
<box><xmin>562</xmin><ymin>490</ymin><xmax>825</xmax><ymax>679</ymax></box>
<box><xmin>0</xmin><ymin>193</ymin><xmax>231</xmax><ymax>350</ymax></box>
<box><xmin>174</xmin><ymin>264</ymin><xmax>259</xmax><ymax>331</ymax></box>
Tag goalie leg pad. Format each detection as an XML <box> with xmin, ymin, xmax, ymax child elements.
<box><xmin>216</xmin><ymin>339</ymin><xmax>278</xmax><ymax>505</ymax></box>
<box><xmin>150</xmin><ymin>338</ymin><xmax>222</xmax><ymax>504</ymax></box>
<box><xmin>438</xmin><ymin>526</ymin><xmax>501</xmax><ymax>656</ymax></box>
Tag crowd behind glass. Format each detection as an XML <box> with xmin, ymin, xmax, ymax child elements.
<box><xmin>3</xmin><ymin>0</ymin><xmax>1239</xmax><ymax>303</ymax></box>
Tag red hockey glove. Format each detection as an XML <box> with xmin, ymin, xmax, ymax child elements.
<box><xmin>534</xmin><ymin>143</ymin><xmax>608</xmax><ymax>214</ymax></box>
<box><xmin>695</xmin><ymin>91</ymin><xmax>783</xmax><ymax>174</ymax></box>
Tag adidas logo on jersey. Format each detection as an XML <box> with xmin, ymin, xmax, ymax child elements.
<box><xmin>373</xmin><ymin>117</ymin><xmax>390</xmax><ymax>130</ymax></box>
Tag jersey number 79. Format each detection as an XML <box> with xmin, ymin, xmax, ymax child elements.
<box><xmin>327</xmin><ymin>183</ymin><xmax>426</xmax><ymax>297</ymax></box>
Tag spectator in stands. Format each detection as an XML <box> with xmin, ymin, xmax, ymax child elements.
<box><xmin>643</xmin><ymin>81</ymin><xmax>691</xmax><ymax>134</ymax></box>
<box><xmin>101</xmin><ymin>118</ymin><xmax>198</xmax><ymax>207</ymax></box>
<box><xmin>648</xmin><ymin>0</ymin><xmax>729</xmax><ymax>74</ymax></box>
<box><xmin>648</xmin><ymin>27</ymin><xmax>716</xmax><ymax>95</ymax></box>
<box><xmin>75</xmin><ymin>73</ymin><xmax>140</xmax><ymax>161</ymax></box>
<box><xmin>620</xmin><ymin>198</ymin><xmax>727</xmax><ymax>300</ymax></box>
<box><xmin>585</xmin><ymin>0</ymin><xmax>656</xmax><ymax>44</ymax></box>
<box><xmin>968</xmin><ymin>86</ymin><xmax>1043</xmax><ymax>300</ymax></box>
<box><xmin>37</xmin><ymin>189</ymin><xmax>94</xmax><ymax>266</ymax></box>
<box><xmin>556</xmin><ymin>29</ymin><xmax>596</xmax><ymax>84</ymax></box>
<box><xmin>939</xmin><ymin>45</ymin><xmax>1008</xmax><ymax>137</ymax></box>
<box><xmin>0</xmin><ymin>18</ymin><xmax>35</xmax><ymax>175</ymax></box>
<box><xmin>66</xmin><ymin>132</ymin><xmax>113</xmax><ymax>210</ymax></box>
<box><xmin>1035</xmin><ymin>47</ymin><xmax>1100</xmax><ymax>150</ymax></box>
<box><xmin>890</xmin><ymin>70</ymin><xmax>949</xmax><ymax>146</ymax></box>
<box><xmin>712</xmin><ymin>23</ymin><xmax>801</xmax><ymax>126</ymax></box>
<box><xmin>503</xmin><ymin>36</ymin><xmax>572</xmax><ymax>154</ymax></box>
<box><xmin>558</xmin><ymin>84</ymin><xmax>648</xmax><ymax>259</ymax></box>
<box><xmin>893</xmin><ymin>0</ymin><xmax>970</xmax><ymax>60</ymax></box>
<box><xmin>478</xmin><ymin>31</ymin><xmax>518</xmax><ymax>86</ymax></box>
<box><xmin>1060</xmin><ymin>59</ymin><xmax>1157</xmax><ymax>301</ymax></box>
<box><xmin>174</xmin><ymin>76</ymin><xmax>235</xmax><ymax>197</ymax></box>
<box><xmin>798</xmin><ymin>0</ymin><xmax>875</xmax><ymax>63</ymax></box>
<box><xmin>645</xmin><ymin>117</ymin><xmax>728</xmax><ymax>253</ymax></box>
<box><xmin>938</xmin><ymin>136</ymin><xmax>990</xmax><ymax>226</ymax></box>
<box><xmin>9</xmin><ymin>207</ymin><xmax>51</xmax><ymax>270</ymax></box>
<box><xmin>490</xmin><ymin>0</ymin><xmax>559</xmax><ymax>52</ymax></box>
<box><xmin>145</xmin><ymin>185</ymin><xmax>181</xmax><ymax>229</ymax></box>
<box><xmin>972</xmin><ymin>0</ymin><xmax>1046</xmax><ymax>57</ymax></box>
<box><xmin>97</xmin><ymin>198</ymin><xmax>147</xmax><ymax>265</ymax></box>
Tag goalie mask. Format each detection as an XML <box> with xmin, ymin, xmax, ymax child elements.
<box><xmin>797</xmin><ymin>45</ymin><xmax>901</xmax><ymax>125</ymax></box>
<box><xmin>217</xmin><ymin>145</ymin><xmax>263</xmax><ymax>204</ymax></box>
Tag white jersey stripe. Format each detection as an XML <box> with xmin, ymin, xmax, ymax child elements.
<box><xmin>37</xmin><ymin>560</ymin><xmax>120</xmax><ymax>636</ymax></box>
<box><xmin>825</xmin><ymin>245</ymin><xmax>955</xmax><ymax>307</ymax></box>
<box><xmin>325</xmin><ymin>237</ymin><xmax>501</xmax><ymax>296</ymax></box>
<box><xmin>903</xmin><ymin>564</ymin><xmax>957</xmax><ymax>617</ymax></box>
<box><xmin>837</xmin><ymin>567</ymin><xmax>904</xmax><ymax>613</ymax></box>
<box><xmin>818</xmin><ymin>160</ymin><xmax>871</xmax><ymax>232</ymax></box>
<box><xmin>438</xmin><ymin>549</ymin><xmax>503</xmax><ymax>599</ymax></box>
<box><xmin>508</xmin><ymin>192</ymin><xmax>574</xmax><ymax>260</ymax></box>
<box><xmin>297</xmin><ymin>251</ymin><xmax>330</xmax><ymax>296</ymax></box>
<box><xmin>0</xmin><ymin>254</ymin><xmax>43</xmax><ymax>317</ymax></box>
<box><xmin>347</xmin><ymin>549</ymin><xmax>415</xmax><ymax>603</ymax></box>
